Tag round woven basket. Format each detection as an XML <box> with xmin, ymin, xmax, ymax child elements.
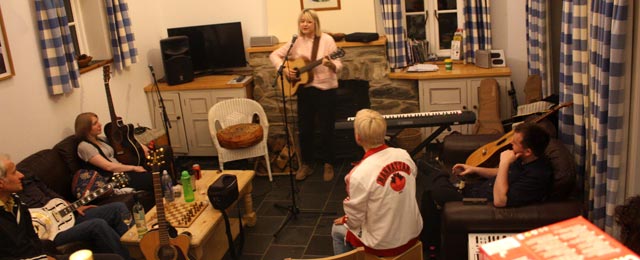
<box><xmin>396</xmin><ymin>128</ymin><xmax>422</xmax><ymax>152</ymax></box>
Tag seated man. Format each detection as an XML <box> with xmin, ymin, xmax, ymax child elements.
<box><xmin>331</xmin><ymin>109</ymin><xmax>423</xmax><ymax>257</ymax></box>
<box><xmin>0</xmin><ymin>154</ymin><xmax>131</xmax><ymax>260</ymax></box>
<box><xmin>426</xmin><ymin>122</ymin><xmax>552</xmax><ymax>208</ymax></box>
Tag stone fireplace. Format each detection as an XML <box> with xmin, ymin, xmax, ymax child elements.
<box><xmin>247</xmin><ymin>38</ymin><xmax>419</xmax><ymax>138</ymax></box>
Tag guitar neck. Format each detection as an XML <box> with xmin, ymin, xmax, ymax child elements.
<box><xmin>59</xmin><ymin>184</ymin><xmax>112</xmax><ymax>217</ymax></box>
<box><xmin>298</xmin><ymin>58</ymin><xmax>324</xmax><ymax>74</ymax></box>
<box><xmin>152</xmin><ymin>172</ymin><xmax>172</xmax><ymax>246</ymax></box>
<box><xmin>103</xmin><ymin>65</ymin><xmax>118</xmax><ymax>123</ymax></box>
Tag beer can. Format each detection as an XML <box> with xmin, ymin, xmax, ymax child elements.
<box><xmin>192</xmin><ymin>164</ymin><xmax>201</xmax><ymax>180</ymax></box>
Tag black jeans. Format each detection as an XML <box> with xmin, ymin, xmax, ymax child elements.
<box><xmin>297</xmin><ymin>86</ymin><xmax>337</xmax><ymax>165</ymax></box>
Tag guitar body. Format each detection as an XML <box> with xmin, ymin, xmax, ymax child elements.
<box><xmin>104</xmin><ymin>120</ymin><xmax>145</xmax><ymax>166</ymax></box>
<box><xmin>102</xmin><ymin>65</ymin><xmax>146</xmax><ymax>166</ymax></box>
<box><xmin>276</xmin><ymin>58</ymin><xmax>310</xmax><ymax>97</ymax></box>
<box><xmin>139</xmin><ymin>231</ymin><xmax>190</xmax><ymax>260</ymax></box>
<box><xmin>465</xmin><ymin>131</ymin><xmax>514</xmax><ymax>167</ymax></box>
<box><xmin>465</xmin><ymin>102</ymin><xmax>573</xmax><ymax>167</ymax></box>
<box><xmin>29</xmin><ymin>198</ymin><xmax>75</xmax><ymax>240</ymax></box>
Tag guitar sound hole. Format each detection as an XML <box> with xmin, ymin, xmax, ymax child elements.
<box><xmin>158</xmin><ymin>246</ymin><xmax>177</xmax><ymax>259</ymax></box>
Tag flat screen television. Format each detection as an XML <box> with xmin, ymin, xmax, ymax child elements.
<box><xmin>167</xmin><ymin>22</ymin><xmax>247</xmax><ymax>75</ymax></box>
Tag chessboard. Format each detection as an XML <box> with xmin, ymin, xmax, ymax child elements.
<box><xmin>152</xmin><ymin>201</ymin><xmax>210</xmax><ymax>228</ymax></box>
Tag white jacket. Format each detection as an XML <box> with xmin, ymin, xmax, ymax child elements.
<box><xmin>344</xmin><ymin>145</ymin><xmax>423</xmax><ymax>250</ymax></box>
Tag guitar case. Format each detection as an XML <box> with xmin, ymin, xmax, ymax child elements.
<box><xmin>345</xmin><ymin>32</ymin><xmax>379</xmax><ymax>43</ymax></box>
<box><xmin>207</xmin><ymin>175</ymin><xmax>244</xmax><ymax>260</ymax></box>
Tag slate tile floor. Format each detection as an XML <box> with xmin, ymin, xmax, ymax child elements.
<box><xmin>174</xmin><ymin>157</ymin><xmax>353</xmax><ymax>260</ymax></box>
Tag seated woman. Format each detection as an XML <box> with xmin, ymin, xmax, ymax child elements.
<box><xmin>74</xmin><ymin>112</ymin><xmax>154</xmax><ymax>196</ymax></box>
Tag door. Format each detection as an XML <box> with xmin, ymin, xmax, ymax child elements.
<box><xmin>419</xmin><ymin>79</ymin><xmax>470</xmax><ymax>138</ymax></box>
<box><xmin>181</xmin><ymin>91</ymin><xmax>216</xmax><ymax>156</ymax></box>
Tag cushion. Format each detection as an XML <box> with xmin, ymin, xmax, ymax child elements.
<box><xmin>545</xmin><ymin>139</ymin><xmax>577</xmax><ymax>200</ymax></box>
<box><xmin>216</xmin><ymin>123</ymin><xmax>263</xmax><ymax>149</ymax></box>
<box><xmin>16</xmin><ymin>149</ymin><xmax>75</xmax><ymax>201</ymax></box>
<box><xmin>52</xmin><ymin>135</ymin><xmax>83</xmax><ymax>174</ymax></box>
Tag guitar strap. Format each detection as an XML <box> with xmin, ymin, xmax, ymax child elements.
<box><xmin>307</xmin><ymin>36</ymin><xmax>320</xmax><ymax>84</ymax></box>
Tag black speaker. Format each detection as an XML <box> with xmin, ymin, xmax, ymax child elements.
<box><xmin>160</xmin><ymin>36</ymin><xmax>194</xmax><ymax>86</ymax></box>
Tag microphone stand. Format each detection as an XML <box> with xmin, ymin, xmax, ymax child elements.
<box><xmin>272</xmin><ymin>37</ymin><xmax>334</xmax><ymax>238</ymax></box>
<box><xmin>149</xmin><ymin>65</ymin><xmax>177</xmax><ymax>180</ymax></box>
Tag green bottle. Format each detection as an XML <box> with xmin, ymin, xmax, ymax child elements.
<box><xmin>181</xmin><ymin>170</ymin><xmax>195</xmax><ymax>202</ymax></box>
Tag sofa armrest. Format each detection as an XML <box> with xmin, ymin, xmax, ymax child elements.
<box><xmin>440</xmin><ymin>200</ymin><xmax>583</xmax><ymax>259</ymax></box>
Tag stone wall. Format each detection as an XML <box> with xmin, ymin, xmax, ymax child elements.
<box><xmin>248</xmin><ymin>43</ymin><xmax>418</xmax><ymax>135</ymax></box>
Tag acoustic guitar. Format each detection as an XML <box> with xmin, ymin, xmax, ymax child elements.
<box><xmin>465</xmin><ymin>102</ymin><xmax>573</xmax><ymax>167</ymax></box>
<box><xmin>277</xmin><ymin>48</ymin><xmax>345</xmax><ymax>97</ymax></box>
<box><xmin>102</xmin><ymin>65</ymin><xmax>146</xmax><ymax>166</ymax></box>
<box><xmin>140</xmin><ymin>148</ymin><xmax>190</xmax><ymax>260</ymax></box>
<box><xmin>29</xmin><ymin>173</ymin><xmax>128</xmax><ymax>240</ymax></box>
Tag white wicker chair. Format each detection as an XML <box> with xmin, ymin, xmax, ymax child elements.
<box><xmin>207</xmin><ymin>98</ymin><xmax>273</xmax><ymax>181</ymax></box>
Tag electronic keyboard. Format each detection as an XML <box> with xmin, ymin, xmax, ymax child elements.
<box><xmin>335</xmin><ymin>110</ymin><xmax>476</xmax><ymax>130</ymax></box>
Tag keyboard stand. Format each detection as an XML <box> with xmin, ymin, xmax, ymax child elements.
<box><xmin>409</xmin><ymin>125</ymin><xmax>450</xmax><ymax>158</ymax></box>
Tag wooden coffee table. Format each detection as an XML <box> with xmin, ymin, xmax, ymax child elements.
<box><xmin>120</xmin><ymin>170</ymin><xmax>256</xmax><ymax>260</ymax></box>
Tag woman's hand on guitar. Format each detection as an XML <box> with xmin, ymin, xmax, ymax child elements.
<box><xmin>284</xmin><ymin>68</ymin><xmax>299</xmax><ymax>81</ymax></box>
<box><xmin>322</xmin><ymin>57</ymin><xmax>337</xmax><ymax>72</ymax></box>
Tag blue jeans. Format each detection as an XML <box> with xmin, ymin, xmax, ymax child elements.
<box><xmin>54</xmin><ymin>202</ymin><xmax>130</xmax><ymax>259</ymax></box>
<box><xmin>331</xmin><ymin>224</ymin><xmax>355</xmax><ymax>255</ymax></box>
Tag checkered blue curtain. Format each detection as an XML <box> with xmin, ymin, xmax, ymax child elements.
<box><xmin>380</xmin><ymin>0</ymin><xmax>408</xmax><ymax>69</ymax></box>
<box><xmin>559</xmin><ymin>0</ymin><xmax>629</xmax><ymax>232</ymax></box>
<box><xmin>104</xmin><ymin>0</ymin><xmax>138</xmax><ymax>71</ymax></box>
<box><xmin>526</xmin><ymin>0</ymin><xmax>551</xmax><ymax>97</ymax></box>
<box><xmin>35</xmin><ymin>0</ymin><xmax>80</xmax><ymax>96</ymax></box>
<box><xmin>463</xmin><ymin>0</ymin><xmax>492</xmax><ymax>63</ymax></box>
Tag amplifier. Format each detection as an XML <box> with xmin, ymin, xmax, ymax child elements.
<box><xmin>475</xmin><ymin>50</ymin><xmax>491</xmax><ymax>68</ymax></box>
<box><xmin>250</xmin><ymin>35</ymin><xmax>279</xmax><ymax>47</ymax></box>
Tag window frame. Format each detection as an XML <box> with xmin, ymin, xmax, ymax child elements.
<box><xmin>403</xmin><ymin>0</ymin><xmax>464</xmax><ymax>58</ymax></box>
<box><xmin>64</xmin><ymin>0</ymin><xmax>112</xmax><ymax>74</ymax></box>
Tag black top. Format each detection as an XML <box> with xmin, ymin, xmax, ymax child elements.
<box><xmin>465</xmin><ymin>157</ymin><xmax>553</xmax><ymax>207</ymax></box>
<box><xmin>0</xmin><ymin>194</ymin><xmax>47</xmax><ymax>260</ymax></box>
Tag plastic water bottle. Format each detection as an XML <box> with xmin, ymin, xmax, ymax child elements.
<box><xmin>133</xmin><ymin>200</ymin><xmax>147</xmax><ymax>239</ymax></box>
<box><xmin>181</xmin><ymin>170</ymin><xmax>195</xmax><ymax>202</ymax></box>
<box><xmin>161</xmin><ymin>170</ymin><xmax>174</xmax><ymax>202</ymax></box>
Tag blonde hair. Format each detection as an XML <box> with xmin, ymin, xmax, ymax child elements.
<box><xmin>298</xmin><ymin>9</ymin><xmax>322</xmax><ymax>37</ymax></box>
<box><xmin>354</xmin><ymin>109</ymin><xmax>387</xmax><ymax>149</ymax></box>
<box><xmin>75</xmin><ymin>112</ymin><xmax>98</xmax><ymax>140</ymax></box>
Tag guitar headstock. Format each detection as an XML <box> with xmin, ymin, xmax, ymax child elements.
<box><xmin>330</xmin><ymin>48</ymin><xmax>345</xmax><ymax>59</ymax></box>
<box><xmin>102</xmin><ymin>65</ymin><xmax>111</xmax><ymax>84</ymax></box>
<box><xmin>146</xmin><ymin>148</ymin><xmax>166</xmax><ymax>173</ymax></box>
<box><xmin>110</xmin><ymin>173</ymin><xmax>129</xmax><ymax>189</ymax></box>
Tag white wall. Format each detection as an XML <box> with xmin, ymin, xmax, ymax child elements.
<box><xmin>266</xmin><ymin>0</ymin><xmax>377</xmax><ymax>41</ymax></box>
<box><xmin>491</xmin><ymin>0</ymin><xmax>528</xmax><ymax>106</ymax></box>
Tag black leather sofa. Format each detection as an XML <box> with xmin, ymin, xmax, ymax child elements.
<box><xmin>428</xmin><ymin>131</ymin><xmax>584</xmax><ymax>259</ymax></box>
<box><xmin>15</xmin><ymin>135</ymin><xmax>155</xmax><ymax>254</ymax></box>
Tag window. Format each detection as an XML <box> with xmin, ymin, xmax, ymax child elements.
<box><xmin>64</xmin><ymin>0</ymin><xmax>112</xmax><ymax>65</ymax></box>
<box><xmin>404</xmin><ymin>0</ymin><xmax>464</xmax><ymax>57</ymax></box>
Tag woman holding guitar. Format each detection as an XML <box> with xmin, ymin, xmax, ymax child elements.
<box><xmin>75</xmin><ymin>112</ymin><xmax>154</xmax><ymax>194</ymax></box>
<box><xmin>269</xmin><ymin>9</ymin><xmax>343</xmax><ymax>182</ymax></box>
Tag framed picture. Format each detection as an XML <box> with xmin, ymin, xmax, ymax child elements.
<box><xmin>300</xmin><ymin>0</ymin><xmax>341</xmax><ymax>11</ymax></box>
<box><xmin>0</xmin><ymin>6</ymin><xmax>14</xmax><ymax>80</ymax></box>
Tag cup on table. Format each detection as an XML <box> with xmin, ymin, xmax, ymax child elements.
<box><xmin>444</xmin><ymin>58</ymin><xmax>453</xmax><ymax>71</ymax></box>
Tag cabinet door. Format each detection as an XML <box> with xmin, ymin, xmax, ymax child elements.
<box><xmin>468</xmin><ymin>77</ymin><xmax>512</xmax><ymax>120</ymax></box>
<box><xmin>419</xmin><ymin>79</ymin><xmax>471</xmax><ymax>138</ymax></box>
<box><xmin>148</xmin><ymin>92</ymin><xmax>189</xmax><ymax>154</ymax></box>
<box><xmin>181</xmin><ymin>91</ymin><xmax>216</xmax><ymax>156</ymax></box>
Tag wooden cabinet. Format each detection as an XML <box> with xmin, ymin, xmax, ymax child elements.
<box><xmin>145</xmin><ymin>75</ymin><xmax>251</xmax><ymax>156</ymax></box>
<box><xmin>390</xmin><ymin>64</ymin><xmax>512</xmax><ymax>141</ymax></box>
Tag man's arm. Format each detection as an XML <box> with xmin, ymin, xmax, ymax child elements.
<box><xmin>452</xmin><ymin>163</ymin><xmax>498</xmax><ymax>178</ymax></box>
<box><xmin>493</xmin><ymin>150</ymin><xmax>518</xmax><ymax>207</ymax></box>
<box><xmin>342</xmin><ymin>180</ymin><xmax>369</xmax><ymax>230</ymax></box>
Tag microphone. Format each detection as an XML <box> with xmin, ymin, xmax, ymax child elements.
<box><xmin>291</xmin><ymin>34</ymin><xmax>298</xmax><ymax>44</ymax></box>
<box><xmin>148</xmin><ymin>65</ymin><xmax>155</xmax><ymax>75</ymax></box>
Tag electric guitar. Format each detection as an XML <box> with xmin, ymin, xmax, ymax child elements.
<box><xmin>277</xmin><ymin>48</ymin><xmax>345</xmax><ymax>97</ymax></box>
<box><xmin>29</xmin><ymin>173</ymin><xmax>128</xmax><ymax>240</ymax></box>
<box><xmin>102</xmin><ymin>65</ymin><xmax>146</xmax><ymax>166</ymax></box>
<box><xmin>465</xmin><ymin>102</ymin><xmax>573</xmax><ymax>167</ymax></box>
<box><xmin>140</xmin><ymin>148</ymin><xmax>190</xmax><ymax>260</ymax></box>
